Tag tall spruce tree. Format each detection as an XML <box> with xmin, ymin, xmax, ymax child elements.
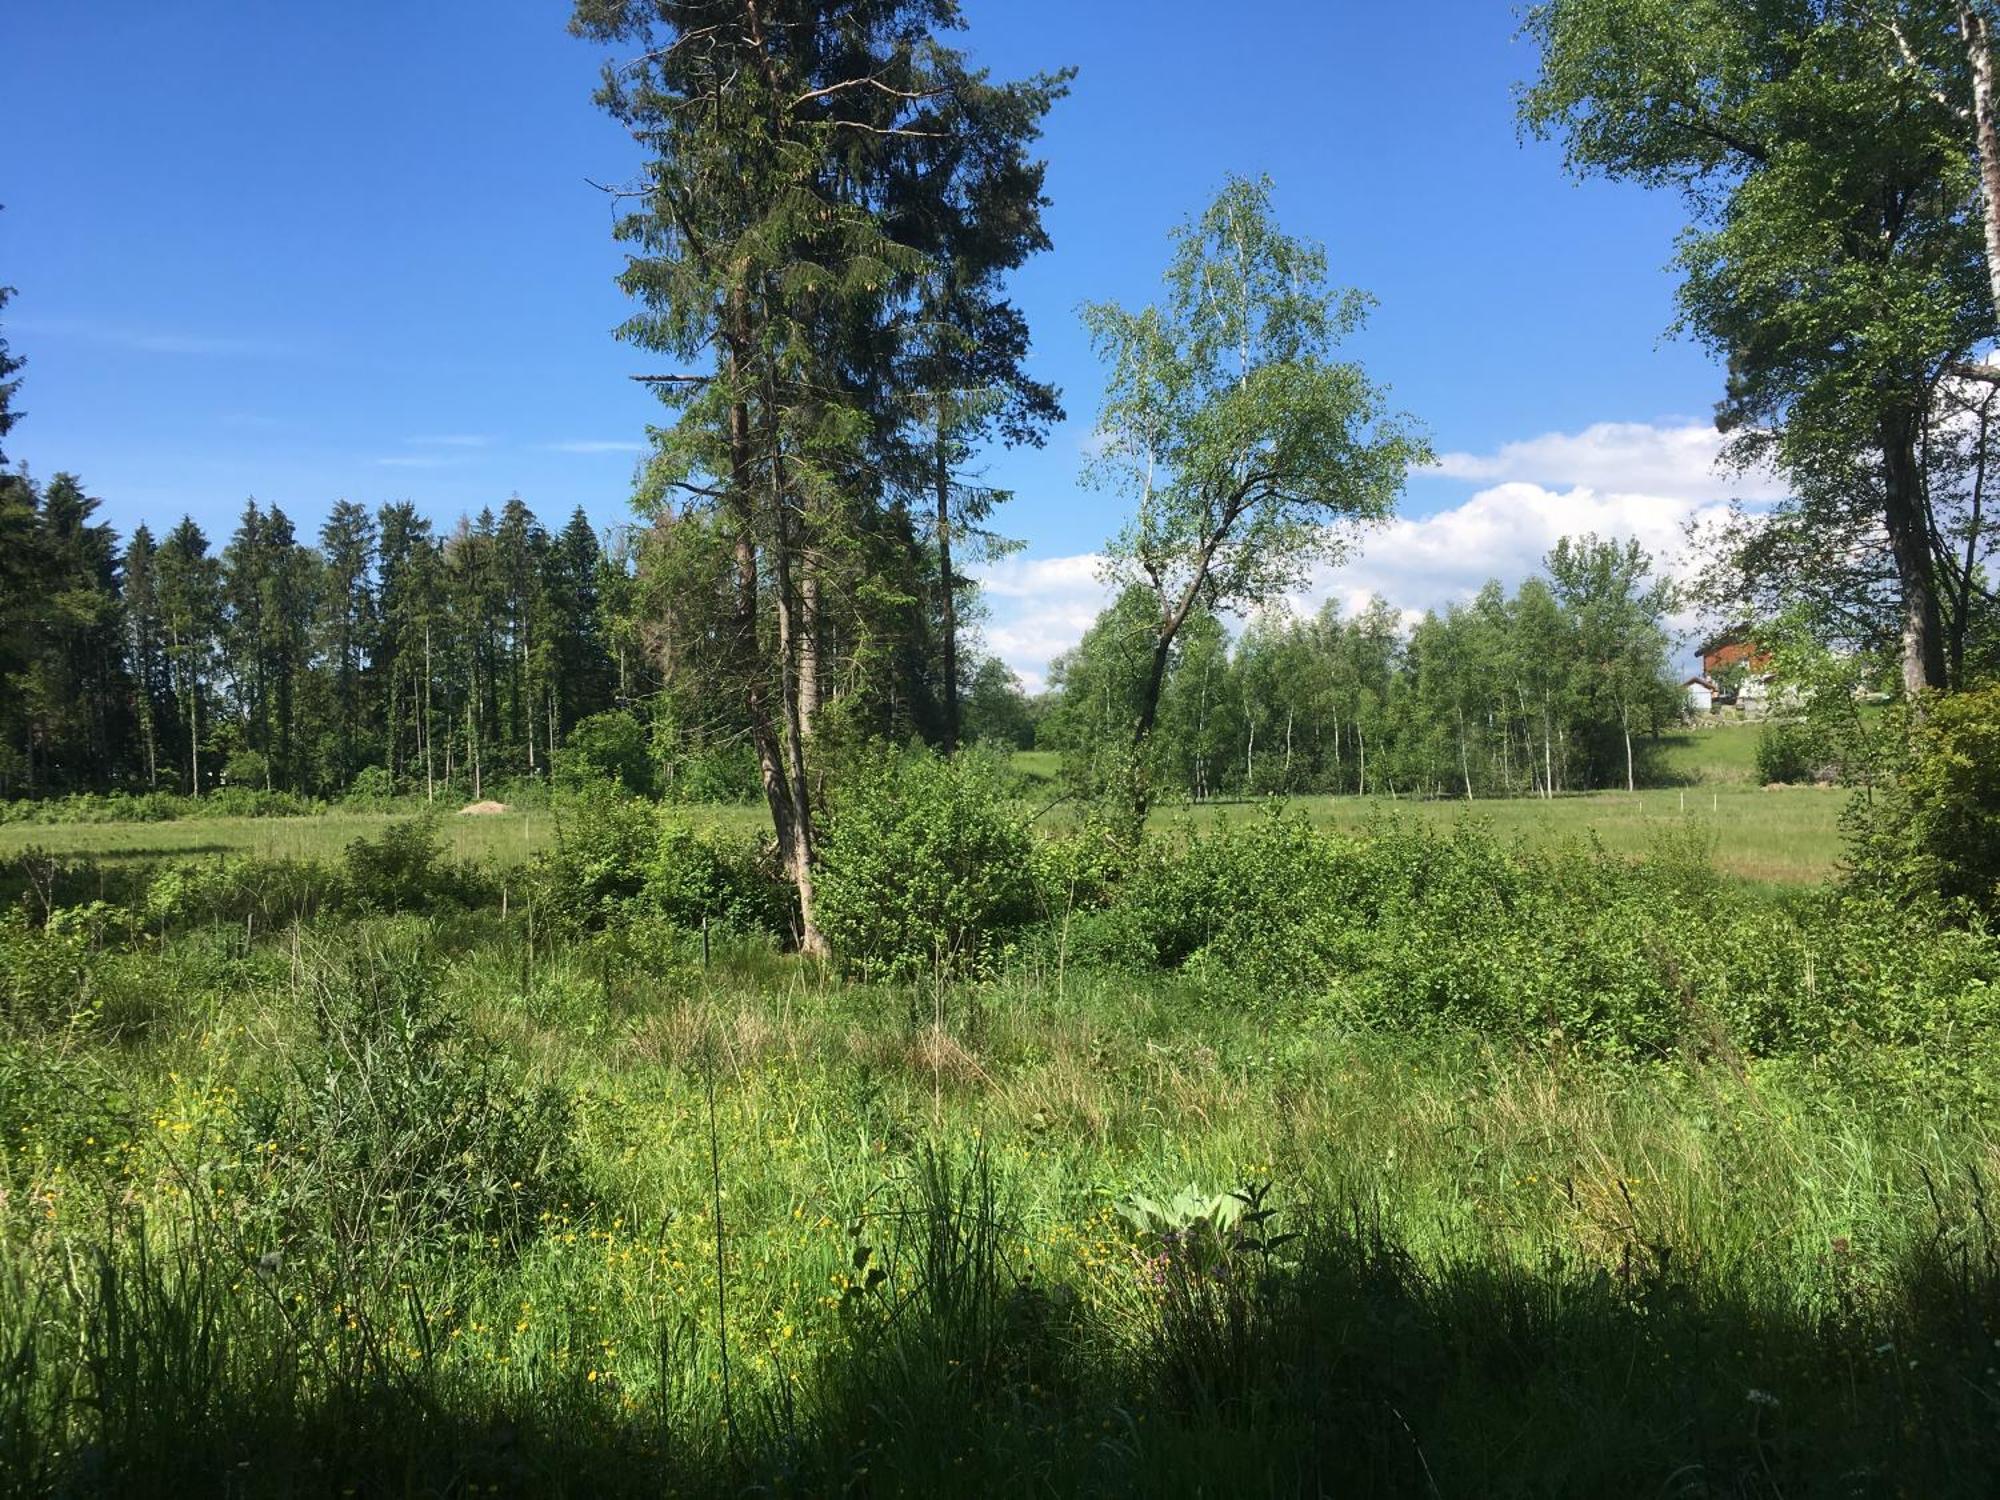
<box><xmin>156</xmin><ymin>518</ymin><xmax>221</xmax><ymax>795</ymax></box>
<box><xmin>574</xmin><ymin>0</ymin><xmax>1068</xmax><ymax>952</ymax></box>
<box><xmin>123</xmin><ymin>525</ymin><xmax>169</xmax><ymax>789</ymax></box>
<box><xmin>319</xmin><ymin>500</ymin><xmax>378</xmax><ymax>790</ymax></box>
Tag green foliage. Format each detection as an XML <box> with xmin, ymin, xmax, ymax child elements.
<box><xmin>1045</xmin><ymin>540</ymin><xmax>1687</xmax><ymax>803</ymax></box>
<box><xmin>220</xmin><ymin>749</ymin><xmax>269</xmax><ymax>790</ymax></box>
<box><xmin>235</xmin><ymin>945</ymin><xmax>582</xmax><ymax>1259</ymax></box>
<box><xmin>342</xmin><ymin>809</ymin><xmax>483</xmax><ymax>914</ymax></box>
<box><xmin>533</xmin><ymin>786</ymin><xmax>658</xmax><ymax>931</ymax></box>
<box><xmin>343</xmin><ymin>765</ymin><xmax>395</xmax><ymax>806</ymax></box>
<box><xmin>1850</xmin><ymin>682</ymin><xmax>2000</xmax><ymax>918</ymax></box>
<box><xmin>1521</xmin><ymin>1</ymin><xmax>1994</xmax><ymax>693</ymax></box>
<box><xmin>647</xmin><ymin>821</ymin><xmax>789</xmax><ymax>936</ymax></box>
<box><xmin>1081</xmin><ymin>175</ymin><xmax>1428</xmax><ymax>804</ymax></box>
<box><xmin>1116</xmin><ymin>807</ymin><xmax>1365</xmax><ymax>997</ymax></box>
<box><xmin>816</xmin><ymin>748</ymin><xmax>1038</xmax><ymax>979</ymax></box>
<box><xmin>0</xmin><ymin>904</ymin><xmax>107</xmax><ymax>1035</ymax></box>
<box><xmin>534</xmin><ymin>786</ymin><xmax>786</xmax><ymax>938</ymax></box>
<box><xmin>661</xmin><ymin>742</ymin><xmax>763</xmax><ymax>806</ymax></box>
<box><xmin>1755</xmin><ymin>719</ymin><xmax>1822</xmax><ymax>785</ymax></box>
<box><xmin>555</xmin><ymin>709</ymin><xmax>654</xmax><ymax>796</ymax></box>
<box><xmin>142</xmin><ymin>855</ymin><xmax>344</xmax><ymax>932</ymax></box>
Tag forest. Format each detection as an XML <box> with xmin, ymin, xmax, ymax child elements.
<box><xmin>5</xmin><ymin>2</ymin><xmax>2000</xmax><ymax>1496</ymax></box>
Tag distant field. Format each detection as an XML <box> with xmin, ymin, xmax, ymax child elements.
<box><xmin>1</xmin><ymin>766</ymin><xmax>1845</xmax><ymax>892</ymax></box>
<box><xmin>1654</xmin><ymin>718</ymin><xmax>1766</xmax><ymax>784</ymax></box>
<box><xmin>0</xmin><ymin>803</ymin><xmax>770</xmax><ymax>867</ymax></box>
<box><xmin>1187</xmin><ymin>786</ymin><xmax>1846</xmax><ymax>886</ymax></box>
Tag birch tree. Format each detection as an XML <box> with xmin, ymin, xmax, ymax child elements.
<box><xmin>1083</xmin><ymin>175</ymin><xmax>1428</xmax><ymax>814</ymax></box>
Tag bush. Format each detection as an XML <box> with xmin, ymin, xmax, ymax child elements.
<box><xmin>532</xmin><ymin>785</ymin><xmax>659</xmax><ymax>931</ymax></box>
<box><xmin>344</xmin><ymin>766</ymin><xmax>396</xmax><ymax>806</ymax></box>
<box><xmin>143</xmin><ymin>855</ymin><xmax>346</xmax><ymax>932</ymax></box>
<box><xmin>1849</xmin><ymin>684</ymin><xmax>2000</xmax><ymax>920</ymax></box>
<box><xmin>234</xmin><ymin>944</ymin><xmax>583</xmax><ymax>1258</ymax></box>
<box><xmin>220</xmin><ymin>750</ymin><xmax>270</xmax><ymax>790</ymax></box>
<box><xmin>555</xmin><ymin>710</ymin><xmax>654</xmax><ymax>797</ymax></box>
<box><xmin>343</xmin><ymin>810</ymin><xmax>485</xmax><ymax>914</ymax></box>
<box><xmin>816</xmin><ymin>748</ymin><xmax>1038</xmax><ymax>980</ymax></box>
<box><xmin>649</xmin><ymin>821</ymin><xmax>791</xmax><ymax>936</ymax></box>
<box><xmin>1114</xmin><ymin>808</ymin><xmax>1368</xmax><ymax>997</ymax></box>
<box><xmin>0</xmin><ymin>905</ymin><xmax>109</xmax><ymax>1035</ymax></box>
<box><xmin>1755</xmin><ymin>719</ymin><xmax>1822</xmax><ymax>785</ymax></box>
<box><xmin>662</xmin><ymin>742</ymin><xmax>764</xmax><ymax>805</ymax></box>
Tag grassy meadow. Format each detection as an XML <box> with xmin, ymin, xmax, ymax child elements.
<box><xmin>3</xmin><ymin>729</ymin><xmax>1993</xmax><ymax>1497</ymax></box>
<box><xmin>0</xmin><ymin>723</ymin><xmax>1846</xmax><ymax>887</ymax></box>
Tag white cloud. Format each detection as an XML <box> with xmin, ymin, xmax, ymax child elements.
<box><xmin>969</xmin><ymin>553</ymin><xmax>1111</xmax><ymax>694</ymax></box>
<box><xmin>974</xmin><ymin>421</ymin><xmax>1784</xmax><ymax>689</ymax></box>
<box><xmin>374</xmin><ymin>454</ymin><xmax>456</xmax><ymax>470</ymax></box>
<box><xmin>1297</xmin><ymin>482</ymin><xmax>1733</xmax><ymax>633</ymax></box>
<box><xmin>1430</xmin><ymin>421</ymin><xmax>1786</xmax><ymax>503</ymax></box>
<box><xmin>541</xmin><ymin>439</ymin><xmax>648</xmax><ymax>455</ymax></box>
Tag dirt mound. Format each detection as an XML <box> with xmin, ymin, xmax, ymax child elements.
<box><xmin>456</xmin><ymin>800</ymin><xmax>509</xmax><ymax>816</ymax></box>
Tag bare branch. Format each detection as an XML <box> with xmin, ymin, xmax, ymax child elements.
<box><xmin>793</xmin><ymin>74</ymin><xmax>945</xmax><ymax>108</ymax></box>
<box><xmin>1882</xmin><ymin>13</ymin><xmax>1971</xmax><ymax>119</ymax></box>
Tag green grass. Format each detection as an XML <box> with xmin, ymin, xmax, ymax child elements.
<box><xmin>1189</xmin><ymin>784</ymin><xmax>1848</xmax><ymax>885</ymax></box>
<box><xmin>1656</xmin><ymin>717</ymin><xmax>1768</xmax><ymax>784</ymax></box>
<box><xmin>0</xmin><ymin>803</ymin><xmax>771</xmax><ymax>867</ymax></box>
<box><xmin>0</xmin><ymin>729</ymin><xmax>1846</xmax><ymax>887</ymax></box>
<box><xmin>3</xmin><ymin>919</ymin><xmax>1996</xmax><ymax>1496</ymax></box>
<box><xmin>5</xmin><ymin>779</ymin><xmax>1998</xmax><ymax>1494</ymax></box>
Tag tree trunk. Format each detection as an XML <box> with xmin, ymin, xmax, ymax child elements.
<box><xmin>936</xmin><ymin>433</ymin><xmax>960</xmax><ymax>756</ymax></box>
<box><xmin>1881</xmin><ymin>413</ymin><xmax>1949</xmax><ymax>697</ymax></box>
<box><xmin>797</xmin><ymin>567</ymin><xmax>822</xmax><ymax>742</ymax></box>
<box><xmin>721</xmin><ymin>318</ymin><xmax>827</xmax><ymax>958</ymax></box>
<box><xmin>769</xmin><ymin>498</ymin><xmax>826</xmax><ymax>958</ymax></box>
<box><xmin>1130</xmin><ymin>631</ymin><xmax>1175</xmax><ymax>818</ymax></box>
<box><xmin>1966</xmin><ymin>8</ymin><xmax>2000</xmax><ymax>333</ymax></box>
<box><xmin>1542</xmin><ymin>698</ymin><xmax>1554</xmax><ymax>801</ymax></box>
<box><xmin>1622</xmin><ymin>701</ymin><xmax>1635</xmax><ymax>794</ymax></box>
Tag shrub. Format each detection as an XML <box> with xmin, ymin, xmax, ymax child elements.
<box><xmin>648</xmin><ymin>821</ymin><xmax>790</xmax><ymax>936</ymax></box>
<box><xmin>343</xmin><ymin>810</ymin><xmax>484</xmax><ymax>914</ymax></box>
<box><xmin>344</xmin><ymin>765</ymin><xmax>396</xmax><ymax>806</ymax></box>
<box><xmin>555</xmin><ymin>710</ymin><xmax>654</xmax><ymax>797</ymax></box>
<box><xmin>220</xmin><ymin>749</ymin><xmax>270</xmax><ymax>790</ymax></box>
<box><xmin>1755</xmin><ymin>719</ymin><xmax>1822</xmax><ymax>785</ymax></box>
<box><xmin>1110</xmin><ymin>807</ymin><xmax>1381</xmax><ymax>999</ymax></box>
<box><xmin>532</xmin><ymin>785</ymin><xmax>659</xmax><ymax>931</ymax></box>
<box><xmin>195</xmin><ymin>786</ymin><xmax>318</xmax><ymax>818</ymax></box>
<box><xmin>0</xmin><ymin>905</ymin><xmax>107</xmax><ymax>1034</ymax></box>
<box><xmin>143</xmin><ymin>855</ymin><xmax>345</xmax><ymax>932</ymax></box>
<box><xmin>1849</xmin><ymin>683</ymin><xmax>2000</xmax><ymax>919</ymax></box>
<box><xmin>816</xmin><ymin>748</ymin><xmax>1038</xmax><ymax>980</ymax></box>
<box><xmin>234</xmin><ymin>944</ymin><xmax>583</xmax><ymax>1259</ymax></box>
<box><xmin>662</xmin><ymin>742</ymin><xmax>763</xmax><ymax>805</ymax></box>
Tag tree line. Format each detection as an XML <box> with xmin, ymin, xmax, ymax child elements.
<box><xmin>13</xmin><ymin>0</ymin><xmax>2000</xmax><ymax>942</ymax></box>
<box><xmin>0</xmin><ymin>466</ymin><xmax>641</xmax><ymax>799</ymax></box>
<box><xmin>1039</xmin><ymin>535</ymin><xmax>1682</xmax><ymax>803</ymax></box>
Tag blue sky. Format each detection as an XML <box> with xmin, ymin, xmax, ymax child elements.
<box><xmin>2</xmin><ymin>1</ymin><xmax>1771</xmax><ymax>685</ymax></box>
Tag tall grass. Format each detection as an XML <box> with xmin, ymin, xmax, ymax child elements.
<box><xmin>4</xmin><ymin>911</ymin><xmax>1999</xmax><ymax>1495</ymax></box>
